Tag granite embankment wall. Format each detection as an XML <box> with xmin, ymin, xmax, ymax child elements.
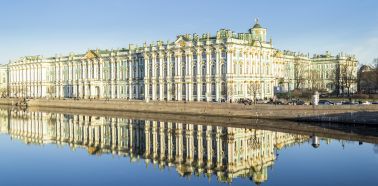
<box><xmin>0</xmin><ymin>98</ymin><xmax>377</xmax><ymax>124</ymax></box>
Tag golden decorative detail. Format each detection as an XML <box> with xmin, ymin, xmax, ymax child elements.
<box><xmin>274</xmin><ymin>51</ymin><xmax>283</xmax><ymax>58</ymax></box>
<box><xmin>180</xmin><ymin>41</ymin><xmax>186</xmax><ymax>47</ymax></box>
<box><xmin>84</xmin><ymin>50</ymin><xmax>99</xmax><ymax>59</ymax></box>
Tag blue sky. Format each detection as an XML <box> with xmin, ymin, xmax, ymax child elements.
<box><xmin>0</xmin><ymin>0</ymin><xmax>377</xmax><ymax>65</ymax></box>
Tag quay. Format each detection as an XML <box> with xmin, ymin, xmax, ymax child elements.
<box><xmin>0</xmin><ymin>98</ymin><xmax>377</xmax><ymax>125</ymax></box>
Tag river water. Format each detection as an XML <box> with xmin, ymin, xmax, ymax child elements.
<box><xmin>0</xmin><ymin>108</ymin><xmax>377</xmax><ymax>186</ymax></box>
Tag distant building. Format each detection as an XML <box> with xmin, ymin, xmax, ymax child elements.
<box><xmin>5</xmin><ymin>20</ymin><xmax>358</xmax><ymax>101</ymax></box>
<box><xmin>358</xmin><ymin>64</ymin><xmax>378</xmax><ymax>94</ymax></box>
<box><xmin>311</xmin><ymin>52</ymin><xmax>358</xmax><ymax>95</ymax></box>
<box><xmin>0</xmin><ymin>64</ymin><xmax>8</xmax><ymax>97</ymax></box>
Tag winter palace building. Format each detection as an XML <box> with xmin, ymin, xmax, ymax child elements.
<box><xmin>1</xmin><ymin>20</ymin><xmax>358</xmax><ymax>101</ymax></box>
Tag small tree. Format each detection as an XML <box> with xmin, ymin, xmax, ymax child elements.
<box><xmin>340</xmin><ymin>63</ymin><xmax>357</xmax><ymax>96</ymax></box>
<box><xmin>226</xmin><ymin>81</ymin><xmax>234</xmax><ymax>102</ymax></box>
<box><xmin>47</xmin><ymin>85</ymin><xmax>56</xmax><ymax>98</ymax></box>
<box><xmin>293</xmin><ymin>61</ymin><xmax>307</xmax><ymax>89</ymax></box>
<box><xmin>309</xmin><ymin>69</ymin><xmax>322</xmax><ymax>91</ymax></box>
<box><xmin>167</xmin><ymin>84</ymin><xmax>175</xmax><ymax>101</ymax></box>
<box><xmin>0</xmin><ymin>88</ymin><xmax>7</xmax><ymax>98</ymax></box>
<box><xmin>247</xmin><ymin>81</ymin><xmax>261</xmax><ymax>104</ymax></box>
<box><xmin>375</xmin><ymin>64</ymin><xmax>378</xmax><ymax>93</ymax></box>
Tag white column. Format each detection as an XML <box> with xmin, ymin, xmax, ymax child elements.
<box><xmin>128</xmin><ymin>59</ymin><xmax>133</xmax><ymax>99</ymax></box>
<box><xmin>177</xmin><ymin>54</ymin><xmax>182</xmax><ymax>101</ymax></box>
<box><xmin>167</xmin><ymin>54</ymin><xmax>172</xmax><ymax>101</ymax></box>
<box><xmin>159</xmin><ymin>54</ymin><xmax>164</xmax><ymax>101</ymax></box>
<box><xmin>197</xmin><ymin>52</ymin><xmax>202</xmax><ymax>102</ymax></box>
<box><xmin>152</xmin><ymin>54</ymin><xmax>157</xmax><ymax>100</ymax></box>
<box><xmin>215</xmin><ymin>50</ymin><xmax>221</xmax><ymax>102</ymax></box>
<box><xmin>144</xmin><ymin>56</ymin><xmax>150</xmax><ymax>102</ymax></box>
<box><xmin>188</xmin><ymin>53</ymin><xmax>193</xmax><ymax>101</ymax></box>
<box><xmin>206</xmin><ymin>50</ymin><xmax>211</xmax><ymax>102</ymax></box>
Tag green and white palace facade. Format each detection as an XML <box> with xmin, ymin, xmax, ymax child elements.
<box><xmin>2</xmin><ymin>20</ymin><xmax>358</xmax><ymax>101</ymax></box>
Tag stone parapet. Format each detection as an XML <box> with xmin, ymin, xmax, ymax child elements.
<box><xmin>0</xmin><ymin>98</ymin><xmax>377</xmax><ymax>124</ymax></box>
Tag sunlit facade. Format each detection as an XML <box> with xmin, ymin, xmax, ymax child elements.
<box><xmin>6</xmin><ymin>20</ymin><xmax>358</xmax><ymax>101</ymax></box>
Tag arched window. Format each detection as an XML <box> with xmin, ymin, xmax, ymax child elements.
<box><xmin>211</xmin><ymin>64</ymin><xmax>216</xmax><ymax>75</ymax></box>
<box><xmin>211</xmin><ymin>83</ymin><xmax>216</xmax><ymax>95</ymax></box>
<box><xmin>193</xmin><ymin>65</ymin><xmax>197</xmax><ymax>76</ymax></box>
<box><xmin>182</xmin><ymin>62</ymin><xmax>186</xmax><ymax>76</ymax></box>
<box><xmin>202</xmin><ymin>65</ymin><xmax>206</xmax><ymax>76</ymax></box>
<box><xmin>182</xmin><ymin>84</ymin><xmax>186</xmax><ymax>97</ymax></box>
<box><xmin>164</xmin><ymin>65</ymin><xmax>167</xmax><ymax>77</ymax></box>
<box><xmin>202</xmin><ymin>52</ymin><xmax>207</xmax><ymax>61</ymax></box>
<box><xmin>211</xmin><ymin>51</ymin><xmax>216</xmax><ymax>60</ymax></box>
<box><xmin>221</xmin><ymin>82</ymin><xmax>226</xmax><ymax>95</ymax></box>
<box><xmin>172</xmin><ymin>64</ymin><xmax>175</xmax><ymax>76</ymax></box>
<box><xmin>149</xmin><ymin>63</ymin><xmax>153</xmax><ymax>77</ymax></box>
<box><xmin>221</xmin><ymin>51</ymin><xmax>226</xmax><ymax>58</ymax></box>
<box><xmin>221</xmin><ymin>64</ymin><xmax>226</xmax><ymax>74</ymax></box>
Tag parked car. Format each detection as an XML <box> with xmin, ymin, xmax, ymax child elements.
<box><xmin>237</xmin><ymin>98</ymin><xmax>252</xmax><ymax>105</ymax></box>
<box><xmin>270</xmin><ymin>98</ymin><xmax>288</xmax><ymax>105</ymax></box>
<box><xmin>256</xmin><ymin>99</ymin><xmax>269</xmax><ymax>104</ymax></box>
<box><xmin>334</xmin><ymin>101</ymin><xmax>343</xmax><ymax>105</ymax></box>
<box><xmin>319</xmin><ymin>93</ymin><xmax>328</xmax><ymax>98</ymax></box>
<box><xmin>342</xmin><ymin>101</ymin><xmax>358</xmax><ymax>105</ymax></box>
<box><xmin>318</xmin><ymin>100</ymin><xmax>334</xmax><ymax>105</ymax></box>
<box><xmin>360</xmin><ymin>101</ymin><xmax>371</xmax><ymax>105</ymax></box>
<box><xmin>288</xmin><ymin>99</ymin><xmax>305</xmax><ymax>105</ymax></box>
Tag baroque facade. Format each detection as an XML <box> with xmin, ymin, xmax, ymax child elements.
<box><xmin>0</xmin><ymin>109</ymin><xmax>309</xmax><ymax>184</ymax></box>
<box><xmin>4</xmin><ymin>20</ymin><xmax>358</xmax><ymax>101</ymax></box>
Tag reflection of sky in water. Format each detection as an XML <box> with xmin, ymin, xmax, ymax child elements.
<box><xmin>1</xmin><ymin>135</ymin><xmax>377</xmax><ymax>186</ymax></box>
<box><xmin>268</xmin><ymin>140</ymin><xmax>378</xmax><ymax>186</ymax></box>
<box><xmin>0</xmin><ymin>111</ymin><xmax>377</xmax><ymax>186</ymax></box>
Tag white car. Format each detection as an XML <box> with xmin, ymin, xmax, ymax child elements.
<box><xmin>334</xmin><ymin>102</ymin><xmax>343</xmax><ymax>105</ymax></box>
<box><xmin>361</xmin><ymin>101</ymin><xmax>371</xmax><ymax>105</ymax></box>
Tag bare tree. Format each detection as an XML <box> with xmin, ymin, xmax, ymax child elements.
<box><xmin>47</xmin><ymin>85</ymin><xmax>56</xmax><ymax>98</ymax></box>
<box><xmin>0</xmin><ymin>88</ymin><xmax>7</xmax><ymax>98</ymax></box>
<box><xmin>309</xmin><ymin>69</ymin><xmax>322</xmax><ymax>91</ymax></box>
<box><xmin>340</xmin><ymin>63</ymin><xmax>357</xmax><ymax>96</ymax></box>
<box><xmin>328</xmin><ymin>66</ymin><xmax>341</xmax><ymax>95</ymax></box>
<box><xmin>374</xmin><ymin>59</ymin><xmax>378</xmax><ymax>93</ymax></box>
<box><xmin>247</xmin><ymin>81</ymin><xmax>261</xmax><ymax>103</ymax></box>
<box><xmin>13</xmin><ymin>86</ymin><xmax>27</xmax><ymax>98</ymax></box>
<box><xmin>293</xmin><ymin>61</ymin><xmax>307</xmax><ymax>89</ymax></box>
<box><xmin>226</xmin><ymin>81</ymin><xmax>234</xmax><ymax>102</ymax></box>
<box><xmin>168</xmin><ymin>84</ymin><xmax>175</xmax><ymax>101</ymax></box>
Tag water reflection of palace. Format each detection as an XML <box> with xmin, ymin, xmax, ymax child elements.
<box><xmin>0</xmin><ymin>109</ymin><xmax>309</xmax><ymax>184</ymax></box>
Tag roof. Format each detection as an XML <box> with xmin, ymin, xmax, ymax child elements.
<box><xmin>253</xmin><ymin>23</ymin><xmax>262</xmax><ymax>29</ymax></box>
<box><xmin>252</xmin><ymin>18</ymin><xmax>263</xmax><ymax>29</ymax></box>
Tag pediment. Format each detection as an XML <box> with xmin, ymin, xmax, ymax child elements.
<box><xmin>274</xmin><ymin>51</ymin><xmax>283</xmax><ymax>58</ymax></box>
<box><xmin>175</xmin><ymin>36</ymin><xmax>189</xmax><ymax>47</ymax></box>
<box><xmin>84</xmin><ymin>50</ymin><xmax>100</xmax><ymax>59</ymax></box>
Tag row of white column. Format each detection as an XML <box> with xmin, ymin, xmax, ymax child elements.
<box><xmin>144</xmin><ymin>50</ymin><xmax>226</xmax><ymax>102</ymax></box>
